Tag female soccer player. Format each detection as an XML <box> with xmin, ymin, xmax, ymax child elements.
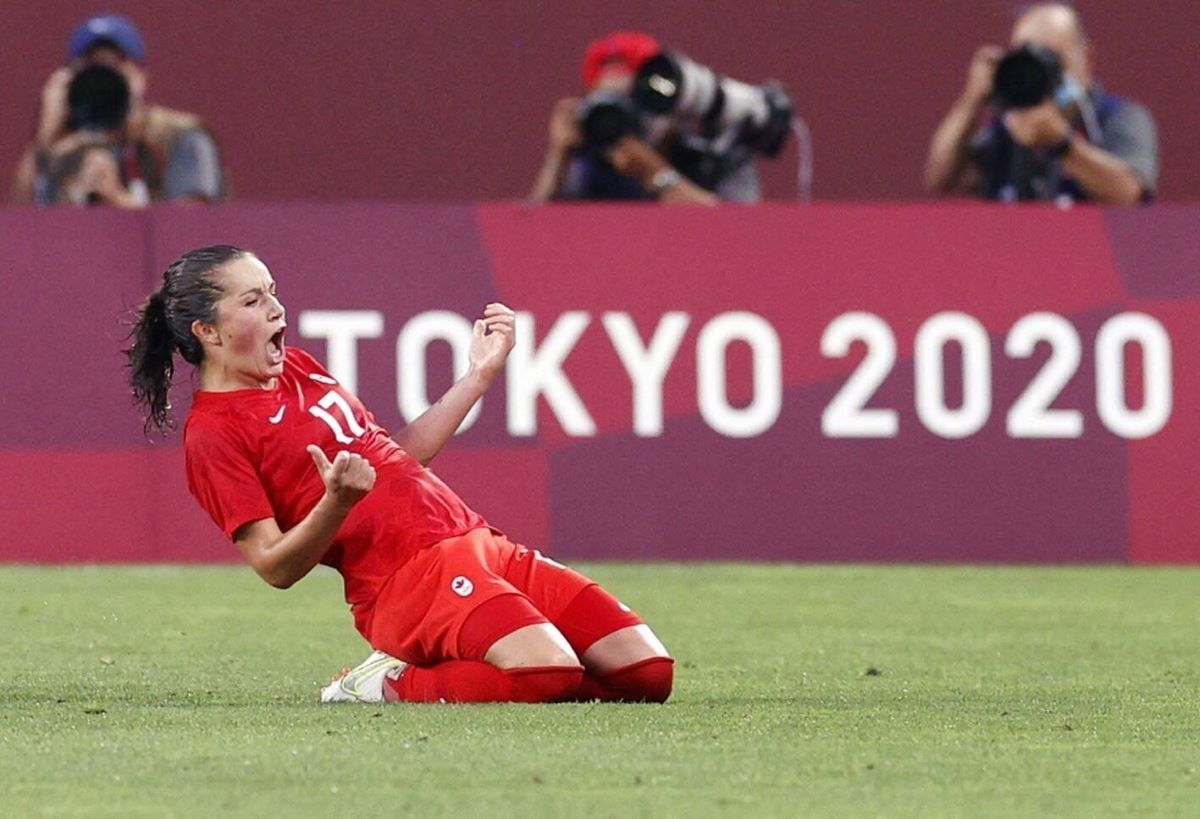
<box><xmin>126</xmin><ymin>245</ymin><xmax>673</xmax><ymax>704</ymax></box>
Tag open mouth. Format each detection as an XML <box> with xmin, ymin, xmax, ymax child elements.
<box><xmin>266</xmin><ymin>326</ymin><xmax>286</xmax><ymax>362</ymax></box>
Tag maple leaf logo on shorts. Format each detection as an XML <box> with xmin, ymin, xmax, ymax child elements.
<box><xmin>451</xmin><ymin>576</ymin><xmax>474</xmax><ymax>597</ymax></box>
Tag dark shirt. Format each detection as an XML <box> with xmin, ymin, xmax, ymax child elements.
<box><xmin>561</xmin><ymin>153</ymin><xmax>656</xmax><ymax>201</ymax></box>
<box><xmin>971</xmin><ymin>86</ymin><xmax>1158</xmax><ymax>203</ymax></box>
<box><xmin>559</xmin><ymin>148</ymin><xmax>761</xmax><ymax>202</ymax></box>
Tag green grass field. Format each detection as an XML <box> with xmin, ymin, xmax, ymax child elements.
<box><xmin>3</xmin><ymin>564</ymin><xmax>1199</xmax><ymax>818</ymax></box>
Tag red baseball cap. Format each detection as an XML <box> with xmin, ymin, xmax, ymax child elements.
<box><xmin>581</xmin><ymin>31</ymin><xmax>660</xmax><ymax>90</ymax></box>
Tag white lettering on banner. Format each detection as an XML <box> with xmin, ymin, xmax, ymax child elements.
<box><xmin>300</xmin><ymin>309</ymin><xmax>781</xmax><ymax>438</ymax></box>
<box><xmin>820</xmin><ymin>312</ymin><xmax>899</xmax><ymax>437</ymax></box>
<box><xmin>602</xmin><ymin>312</ymin><xmax>691</xmax><ymax>437</ymax></box>
<box><xmin>507</xmin><ymin>311</ymin><xmax>597</xmax><ymax>437</ymax></box>
<box><xmin>821</xmin><ymin>311</ymin><xmax>1173</xmax><ymax>440</ymax></box>
<box><xmin>297</xmin><ymin>310</ymin><xmax>384</xmax><ymax>396</ymax></box>
<box><xmin>396</xmin><ymin>311</ymin><xmax>480</xmax><ymax>434</ymax></box>
<box><xmin>1005</xmin><ymin>313</ymin><xmax>1083</xmax><ymax>438</ymax></box>
<box><xmin>696</xmin><ymin>312</ymin><xmax>782</xmax><ymax>438</ymax></box>
<box><xmin>914</xmin><ymin>312</ymin><xmax>992</xmax><ymax>439</ymax></box>
<box><xmin>1095</xmin><ymin>313</ymin><xmax>1172</xmax><ymax>439</ymax></box>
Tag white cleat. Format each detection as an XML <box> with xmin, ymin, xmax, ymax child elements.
<box><xmin>319</xmin><ymin>649</ymin><xmax>406</xmax><ymax>704</ymax></box>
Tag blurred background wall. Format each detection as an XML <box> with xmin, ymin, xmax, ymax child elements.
<box><xmin>3</xmin><ymin>0</ymin><xmax>1197</xmax><ymax>204</ymax></box>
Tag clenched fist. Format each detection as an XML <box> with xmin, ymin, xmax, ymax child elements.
<box><xmin>307</xmin><ymin>446</ymin><xmax>376</xmax><ymax>510</ymax></box>
<box><xmin>469</xmin><ymin>302</ymin><xmax>517</xmax><ymax>382</ymax></box>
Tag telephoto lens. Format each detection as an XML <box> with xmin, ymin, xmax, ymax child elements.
<box><xmin>632</xmin><ymin>52</ymin><xmax>717</xmax><ymax>118</ymax></box>
<box><xmin>632</xmin><ymin>51</ymin><xmax>792</xmax><ymax>156</ymax></box>
<box><xmin>992</xmin><ymin>43</ymin><xmax>1063</xmax><ymax>109</ymax></box>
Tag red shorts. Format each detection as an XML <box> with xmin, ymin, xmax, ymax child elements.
<box><xmin>362</xmin><ymin>528</ymin><xmax>604</xmax><ymax>666</ymax></box>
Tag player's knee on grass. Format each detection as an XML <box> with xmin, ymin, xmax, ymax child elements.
<box><xmin>384</xmin><ymin>659</ymin><xmax>585</xmax><ymax>703</ymax></box>
<box><xmin>603</xmin><ymin>656</ymin><xmax>674</xmax><ymax>703</ymax></box>
<box><xmin>504</xmin><ymin>665</ymin><xmax>585</xmax><ymax>703</ymax></box>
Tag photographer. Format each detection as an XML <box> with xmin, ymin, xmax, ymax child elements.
<box><xmin>11</xmin><ymin>14</ymin><xmax>223</xmax><ymax>207</ymax></box>
<box><xmin>924</xmin><ymin>3</ymin><xmax>1157</xmax><ymax>205</ymax></box>
<box><xmin>530</xmin><ymin>31</ymin><xmax>791</xmax><ymax>206</ymax></box>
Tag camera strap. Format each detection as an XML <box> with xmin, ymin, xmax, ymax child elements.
<box><xmin>120</xmin><ymin>143</ymin><xmax>150</xmax><ymax>206</ymax></box>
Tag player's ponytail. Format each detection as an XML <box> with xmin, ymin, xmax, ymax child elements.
<box><xmin>125</xmin><ymin>244</ymin><xmax>248</xmax><ymax>434</ymax></box>
<box><xmin>127</xmin><ymin>289</ymin><xmax>177</xmax><ymax>434</ymax></box>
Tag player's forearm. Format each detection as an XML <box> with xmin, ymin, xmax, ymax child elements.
<box><xmin>925</xmin><ymin>93</ymin><xmax>984</xmax><ymax>193</ymax></box>
<box><xmin>257</xmin><ymin>496</ymin><xmax>352</xmax><ymax>588</ymax></box>
<box><xmin>1060</xmin><ymin>137</ymin><xmax>1144</xmax><ymax>205</ymax></box>
<box><xmin>393</xmin><ymin>367</ymin><xmax>493</xmax><ymax>465</ymax></box>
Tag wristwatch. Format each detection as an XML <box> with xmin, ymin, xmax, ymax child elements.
<box><xmin>650</xmin><ymin>168</ymin><xmax>681</xmax><ymax>195</ymax></box>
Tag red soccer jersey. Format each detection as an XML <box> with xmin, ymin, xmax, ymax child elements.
<box><xmin>184</xmin><ymin>346</ymin><xmax>490</xmax><ymax>609</ymax></box>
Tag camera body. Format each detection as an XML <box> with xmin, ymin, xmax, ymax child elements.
<box><xmin>66</xmin><ymin>64</ymin><xmax>131</xmax><ymax>133</ymax></box>
<box><xmin>992</xmin><ymin>43</ymin><xmax>1076</xmax><ymax>110</ymax></box>
<box><xmin>576</xmin><ymin>49</ymin><xmax>793</xmax><ymax>177</ymax></box>
<box><xmin>577</xmin><ymin>89</ymin><xmax>643</xmax><ymax>150</ymax></box>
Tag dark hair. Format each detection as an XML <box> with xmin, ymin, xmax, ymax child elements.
<box><xmin>125</xmin><ymin>245</ymin><xmax>248</xmax><ymax>434</ymax></box>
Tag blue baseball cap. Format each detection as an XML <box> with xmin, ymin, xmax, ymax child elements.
<box><xmin>68</xmin><ymin>14</ymin><xmax>146</xmax><ymax>62</ymax></box>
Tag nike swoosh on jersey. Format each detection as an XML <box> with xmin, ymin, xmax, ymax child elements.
<box><xmin>268</xmin><ymin>406</ymin><xmax>286</xmax><ymax>424</ymax></box>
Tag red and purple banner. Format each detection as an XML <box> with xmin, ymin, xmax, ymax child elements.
<box><xmin>1</xmin><ymin>203</ymin><xmax>1196</xmax><ymax>563</ymax></box>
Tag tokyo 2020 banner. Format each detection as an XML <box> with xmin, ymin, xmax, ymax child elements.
<box><xmin>0</xmin><ymin>203</ymin><xmax>1195</xmax><ymax>563</ymax></box>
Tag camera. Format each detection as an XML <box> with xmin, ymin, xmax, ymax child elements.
<box><xmin>577</xmin><ymin>89</ymin><xmax>642</xmax><ymax>150</ymax></box>
<box><xmin>66</xmin><ymin>64</ymin><xmax>131</xmax><ymax>132</ymax></box>
<box><xmin>632</xmin><ymin>52</ymin><xmax>793</xmax><ymax>157</ymax></box>
<box><xmin>992</xmin><ymin>43</ymin><xmax>1066</xmax><ymax>110</ymax></box>
<box><xmin>576</xmin><ymin>49</ymin><xmax>793</xmax><ymax>162</ymax></box>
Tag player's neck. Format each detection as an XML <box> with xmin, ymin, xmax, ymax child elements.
<box><xmin>198</xmin><ymin>361</ymin><xmax>278</xmax><ymax>393</ymax></box>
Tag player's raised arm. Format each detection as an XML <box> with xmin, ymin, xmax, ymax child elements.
<box><xmin>392</xmin><ymin>303</ymin><xmax>516</xmax><ymax>465</ymax></box>
<box><xmin>234</xmin><ymin>448</ymin><xmax>376</xmax><ymax>589</ymax></box>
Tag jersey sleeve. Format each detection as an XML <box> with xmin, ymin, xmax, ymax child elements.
<box><xmin>185</xmin><ymin>420</ymin><xmax>276</xmax><ymax>540</ymax></box>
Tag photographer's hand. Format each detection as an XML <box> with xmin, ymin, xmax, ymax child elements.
<box><xmin>73</xmin><ymin>147</ymin><xmax>144</xmax><ymax>209</ymax></box>
<box><xmin>964</xmin><ymin>45</ymin><xmax>1004</xmax><ymax>107</ymax></box>
<box><xmin>1003</xmin><ymin>99</ymin><xmax>1071</xmax><ymax>148</ymax></box>
<box><xmin>36</xmin><ymin>68</ymin><xmax>73</xmax><ymax>149</ymax></box>
<box><xmin>923</xmin><ymin>44</ymin><xmax>1002</xmax><ymax>194</ymax></box>
<box><xmin>528</xmin><ymin>98</ymin><xmax>582</xmax><ymax>205</ymax></box>
<box><xmin>606</xmin><ymin>137</ymin><xmax>718</xmax><ymax>206</ymax></box>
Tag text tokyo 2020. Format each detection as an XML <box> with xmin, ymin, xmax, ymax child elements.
<box><xmin>296</xmin><ymin>309</ymin><xmax>1172</xmax><ymax>441</ymax></box>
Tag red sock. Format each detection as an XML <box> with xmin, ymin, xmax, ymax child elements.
<box><xmin>383</xmin><ymin>661</ymin><xmax>583</xmax><ymax>703</ymax></box>
<box><xmin>574</xmin><ymin>656</ymin><xmax>675</xmax><ymax>703</ymax></box>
